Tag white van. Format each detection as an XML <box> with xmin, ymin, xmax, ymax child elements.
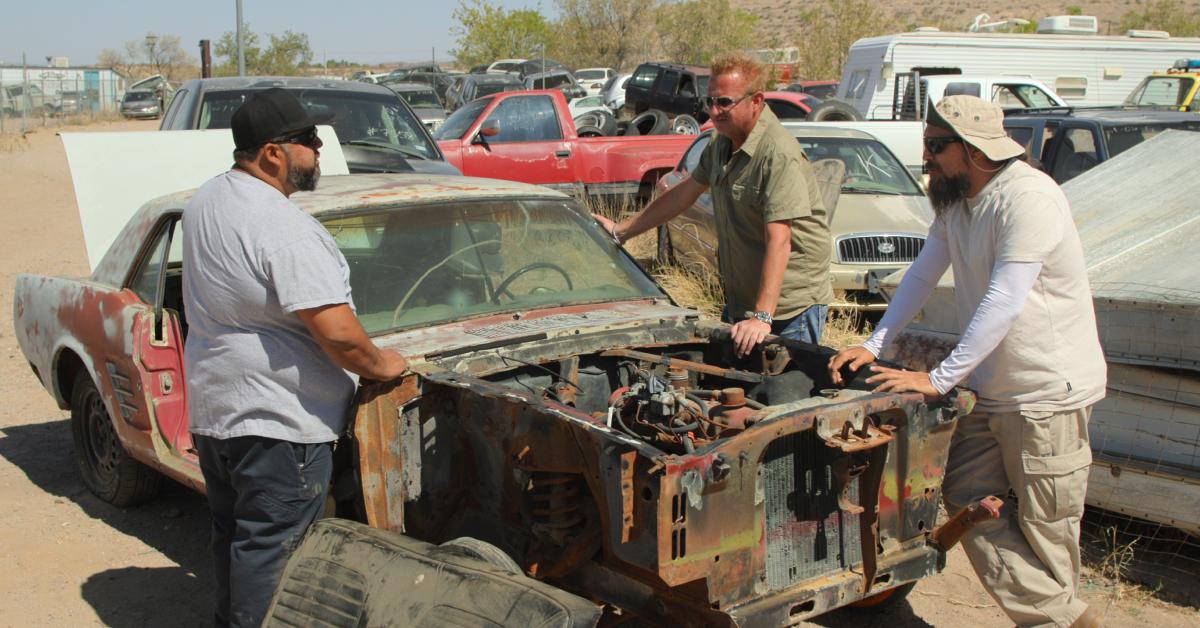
<box><xmin>839</xmin><ymin>27</ymin><xmax>1200</xmax><ymax>119</ymax></box>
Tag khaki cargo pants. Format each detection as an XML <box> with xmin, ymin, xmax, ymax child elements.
<box><xmin>942</xmin><ymin>407</ymin><xmax>1093</xmax><ymax>627</ymax></box>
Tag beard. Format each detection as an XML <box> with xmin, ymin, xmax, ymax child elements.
<box><xmin>926</xmin><ymin>165</ymin><xmax>970</xmax><ymax>216</ymax></box>
<box><xmin>288</xmin><ymin>160</ymin><xmax>320</xmax><ymax>192</ymax></box>
<box><xmin>282</xmin><ymin>144</ymin><xmax>320</xmax><ymax>191</ymax></box>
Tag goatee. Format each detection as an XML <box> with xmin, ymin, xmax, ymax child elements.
<box><xmin>288</xmin><ymin>162</ymin><xmax>320</xmax><ymax>192</ymax></box>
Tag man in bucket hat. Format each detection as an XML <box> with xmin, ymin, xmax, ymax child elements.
<box><xmin>183</xmin><ymin>88</ymin><xmax>409</xmax><ymax>627</ymax></box>
<box><xmin>829</xmin><ymin>95</ymin><xmax>1107</xmax><ymax>627</ymax></box>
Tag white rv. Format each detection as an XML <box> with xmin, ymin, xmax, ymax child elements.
<box><xmin>838</xmin><ymin>25</ymin><xmax>1200</xmax><ymax>119</ymax></box>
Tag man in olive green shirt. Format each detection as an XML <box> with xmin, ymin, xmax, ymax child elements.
<box><xmin>595</xmin><ymin>53</ymin><xmax>832</xmax><ymax>356</ymax></box>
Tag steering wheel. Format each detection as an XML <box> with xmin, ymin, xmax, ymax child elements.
<box><xmin>493</xmin><ymin>262</ymin><xmax>574</xmax><ymax>302</ymax></box>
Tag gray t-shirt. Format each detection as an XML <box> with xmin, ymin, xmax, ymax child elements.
<box><xmin>182</xmin><ymin>169</ymin><xmax>358</xmax><ymax>443</ymax></box>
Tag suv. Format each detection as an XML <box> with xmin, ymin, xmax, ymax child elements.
<box><xmin>1124</xmin><ymin>58</ymin><xmax>1200</xmax><ymax>112</ymax></box>
<box><xmin>160</xmin><ymin>77</ymin><xmax>457</xmax><ymax>175</ymax></box>
<box><xmin>1004</xmin><ymin>107</ymin><xmax>1200</xmax><ymax>183</ymax></box>
<box><xmin>625</xmin><ymin>62</ymin><xmax>710</xmax><ymax>121</ymax></box>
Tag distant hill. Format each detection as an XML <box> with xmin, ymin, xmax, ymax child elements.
<box><xmin>733</xmin><ymin>1</ymin><xmax>1200</xmax><ymax>49</ymax></box>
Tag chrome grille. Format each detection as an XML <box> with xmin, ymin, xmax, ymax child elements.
<box><xmin>837</xmin><ymin>234</ymin><xmax>925</xmax><ymax>264</ymax></box>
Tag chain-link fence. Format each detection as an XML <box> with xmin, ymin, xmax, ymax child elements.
<box><xmin>0</xmin><ymin>66</ymin><xmax>126</xmax><ymax>134</ymax></box>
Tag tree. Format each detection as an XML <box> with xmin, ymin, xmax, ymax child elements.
<box><xmin>1120</xmin><ymin>0</ymin><xmax>1200</xmax><ymax>36</ymax></box>
<box><xmin>794</xmin><ymin>0</ymin><xmax>887</xmax><ymax>81</ymax></box>
<box><xmin>552</xmin><ymin>0</ymin><xmax>658</xmax><ymax>71</ymax></box>
<box><xmin>213</xmin><ymin>27</ymin><xmax>314</xmax><ymax>76</ymax></box>
<box><xmin>450</xmin><ymin>0</ymin><xmax>554</xmax><ymax>69</ymax></box>
<box><xmin>96</xmin><ymin>33</ymin><xmax>198</xmax><ymax>84</ymax></box>
<box><xmin>655</xmin><ymin>0</ymin><xmax>758</xmax><ymax>66</ymax></box>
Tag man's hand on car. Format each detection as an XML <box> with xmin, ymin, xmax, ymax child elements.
<box><xmin>730</xmin><ymin>318</ymin><xmax>771</xmax><ymax>358</ymax></box>
<box><xmin>827</xmin><ymin>346</ymin><xmax>876</xmax><ymax>386</ymax></box>
<box><xmin>864</xmin><ymin>365</ymin><xmax>940</xmax><ymax>398</ymax></box>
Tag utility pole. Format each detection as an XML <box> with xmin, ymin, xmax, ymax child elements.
<box><xmin>21</xmin><ymin>52</ymin><xmax>28</xmax><ymax>133</ymax></box>
<box><xmin>236</xmin><ymin>0</ymin><xmax>246</xmax><ymax>76</ymax></box>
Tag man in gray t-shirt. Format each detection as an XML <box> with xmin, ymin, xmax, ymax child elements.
<box><xmin>183</xmin><ymin>88</ymin><xmax>408</xmax><ymax>628</ymax></box>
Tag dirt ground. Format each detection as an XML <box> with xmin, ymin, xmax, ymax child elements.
<box><xmin>0</xmin><ymin>119</ymin><xmax>1196</xmax><ymax>627</ymax></box>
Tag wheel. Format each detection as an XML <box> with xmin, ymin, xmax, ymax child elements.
<box><xmin>656</xmin><ymin>225</ymin><xmax>675</xmax><ymax>265</ymax></box>
<box><xmin>625</xmin><ymin>109</ymin><xmax>669</xmax><ymax>136</ymax></box>
<box><xmin>807</xmin><ymin>98</ymin><xmax>862</xmax><ymax>121</ymax></box>
<box><xmin>493</xmin><ymin>262</ymin><xmax>574</xmax><ymax>302</ymax></box>
<box><xmin>669</xmin><ymin>114</ymin><xmax>700</xmax><ymax>135</ymax></box>
<box><xmin>575</xmin><ymin>124</ymin><xmax>605</xmax><ymax>137</ymax></box>
<box><xmin>593</xmin><ymin>110</ymin><xmax>618</xmax><ymax>136</ymax></box>
<box><xmin>70</xmin><ymin>370</ymin><xmax>162</xmax><ymax>506</ymax></box>
<box><xmin>440</xmin><ymin>537</ymin><xmax>522</xmax><ymax>573</ymax></box>
<box><xmin>847</xmin><ymin>581</ymin><xmax>916</xmax><ymax>611</ymax></box>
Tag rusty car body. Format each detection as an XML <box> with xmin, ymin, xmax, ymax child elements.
<box><xmin>15</xmin><ymin>173</ymin><xmax>975</xmax><ymax>625</ymax></box>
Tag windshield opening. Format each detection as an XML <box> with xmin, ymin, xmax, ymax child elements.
<box><xmin>198</xmin><ymin>89</ymin><xmax>438</xmax><ymax>159</ymax></box>
<box><xmin>323</xmin><ymin>199</ymin><xmax>664</xmax><ymax>334</ymax></box>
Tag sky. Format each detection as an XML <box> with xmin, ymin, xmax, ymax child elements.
<box><xmin>0</xmin><ymin>0</ymin><xmax>554</xmax><ymax>67</ymax></box>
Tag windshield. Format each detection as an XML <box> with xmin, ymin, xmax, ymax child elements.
<box><xmin>530</xmin><ymin>74</ymin><xmax>572</xmax><ymax>89</ymax></box>
<box><xmin>323</xmin><ymin>199</ymin><xmax>663</xmax><ymax>334</ymax></box>
<box><xmin>576</xmin><ymin>70</ymin><xmax>606</xmax><ymax>81</ymax></box>
<box><xmin>125</xmin><ymin>91</ymin><xmax>155</xmax><ymax>101</ymax></box>
<box><xmin>198</xmin><ymin>88</ymin><xmax>439</xmax><ymax>159</ymax></box>
<box><xmin>1125</xmin><ymin>76</ymin><xmax>1195</xmax><ymax>107</ymax></box>
<box><xmin>1104</xmin><ymin>120</ymin><xmax>1200</xmax><ymax>157</ymax></box>
<box><xmin>397</xmin><ymin>88</ymin><xmax>441</xmax><ymax>108</ymax></box>
<box><xmin>434</xmin><ymin>98</ymin><xmax>490</xmax><ymax>140</ymax></box>
<box><xmin>491</xmin><ymin>62</ymin><xmax>520</xmax><ymax>72</ymax></box>
<box><xmin>683</xmin><ymin>133</ymin><xmax>921</xmax><ymax>195</ymax></box>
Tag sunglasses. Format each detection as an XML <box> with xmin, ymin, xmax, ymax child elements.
<box><xmin>703</xmin><ymin>94</ymin><xmax>751</xmax><ymax>111</ymax></box>
<box><xmin>923</xmin><ymin>136</ymin><xmax>962</xmax><ymax>155</ymax></box>
<box><xmin>271</xmin><ymin>127</ymin><xmax>320</xmax><ymax>149</ymax></box>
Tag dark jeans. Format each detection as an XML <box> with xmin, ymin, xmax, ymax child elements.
<box><xmin>194</xmin><ymin>434</ymin><xmax>333</xmax><ymax>628</ymax></box>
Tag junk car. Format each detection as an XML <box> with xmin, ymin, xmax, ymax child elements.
<box><xmin>15</xmin><ymin>174</ymin><xmax>981</xmax><ymax>625</ymax></box>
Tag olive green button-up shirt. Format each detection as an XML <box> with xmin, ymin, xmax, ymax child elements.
<box><xmin>690</xmin><ymin>108</ymin><xmax>833</xmax><ymax>320</ymax></box>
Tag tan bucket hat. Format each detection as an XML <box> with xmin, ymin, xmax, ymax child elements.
<box><xmin>928</xmin><ymin>95</ymin><xmax>1025</xmax><ymax>161</ymax></box>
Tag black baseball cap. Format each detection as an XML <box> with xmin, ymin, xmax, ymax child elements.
<box><xmin>231</xmin><ymin>87</ymin><xmax>333</xmax><ymax>150</ymax></box>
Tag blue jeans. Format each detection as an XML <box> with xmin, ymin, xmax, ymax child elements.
<box><xmin>723</xmin><ymin>304</ymin><xmax>828</xmax><ymax>345</ymax></box>
<box><xmin>195</xmin><ymin>434</ymin><xmax>333</xmax><ymax>628</ymax></box>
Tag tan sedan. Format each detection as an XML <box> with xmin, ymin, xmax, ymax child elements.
<box><xmin>654</xmin><ymin>126</ymin><xmax>933</xmax><ymax>311</ymax></box>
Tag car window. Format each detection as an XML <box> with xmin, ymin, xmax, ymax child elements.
<box><xmin>161</xmin><ymin>88</ymin><xmax>188</xmax><ymax>127</ymax></box>
<box><xmin>944</xmin><ymin>82</ymin><xmax>982</xmax><ymax>98</ymax></box>
<box><xmin>1005</xmin><ymin>125</ymin><xmax>1036</xmax><ymax>157</ymax></box>
<box><xmin>576</xmin><ymin>70</ymin><xmax>606</xmax><ymax>81</ymax></box>
<box><xmin>659</xmin><ymin>70</ymin><xmax>680</xmax><ymax>95</ymax></box>
<box><xmin>631</xmin><ymin>65</ymin><xmax>659</xmax><ymax>89</ymax></box>
<box><xmin>681</xmin><ymin>133</ymin><xmax>712</xmax><ymax>172</ymax></box>
<box><xmin>475</xmin><ymin>80</ymin><xmax>520</xmax><ymax>98</ymax></box>
<box><xmin>198</xmin><ymin>88</ymin><xmax>439</xmax><ymax>160</ymax></box>
<box><xmin>434</xmin><ymin>98</ymin><xmax>490</xmax><ymax>140</ymax></box>
<box><xmin>482</xmin><ymin>95</ymin><xmax>562</xmax><ymax>143</ymax></box>
<box><xmin>127</xmin><ymin>218</ymin><xmax>181</xmax><ymax>305</ymax></box>
<box><xmin>797</xmin><ymin>136</ymin><xmax>922</xmax><ymax>195</ymax></box>
<box><xmin>397</xmin><ymin>88</ymin><xmax>441</xmax><ymax>108</ymax></box>
<box><xmin>323</xmin><ymin>199</ymin><xmax>663</xmax><ymax>334</ymax></box>
<box><xmin>767</xmin><ymin>99</ymin><xmax>808</xmax><ymax>119</ymax></box>
<box><xmin>1051</xmin><ymin>127</ymin><xmax>1099</xmax><ymax>183</ymax></box>
<box><xmin>1128</xmin><ymin>77</ymin><xmax>1189</xmax><ymax>107</ymax></box>
<box><xmin>847</xmin><ymin>69</ymin><xmax>870</xmax><ymax>99</ymax></box>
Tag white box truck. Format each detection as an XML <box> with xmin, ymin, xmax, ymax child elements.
<box><xmin>837</xmin><ymin>26</ymin><xmax>1200</xmax><ymax>119</ymax></box>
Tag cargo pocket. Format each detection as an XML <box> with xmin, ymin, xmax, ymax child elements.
<box><xmin>1019</xmin><ymin>412</ymin><xmax>1091</xmax><ymax>522</ymax></box>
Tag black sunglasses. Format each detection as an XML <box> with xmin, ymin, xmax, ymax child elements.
<box><xmin>923</xmin><ymin>136</ymin><xmax>962</xmax><ymax>155</ymax></box>
<box><xmin>270</xmin><ymin>127</ymin><xmax>320</xmax><ymax>149</ymax></box>
<box><xmin>703</xmin><ymin>94</ymin><xmax>751</xmax><ymax>111</ymax></box>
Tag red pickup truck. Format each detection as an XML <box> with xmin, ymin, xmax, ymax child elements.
<box><xmin>435</xmin><ymin>89</ymin><xmax>695</xmax><ymax>199</ymax></box>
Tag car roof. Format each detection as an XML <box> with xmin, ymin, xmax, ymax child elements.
<box><xmin>780</xmin><ymin>123</ymin><xmax>876</xmax><ymax>140</ymax></box>
<box><xmin>640</xmin><ymin>62</ymin><xmax>710</xmax><ymax>75</ymax></box>
<box><xmin>1005</xmin><ymin>107</ymin><xmax>1200</xmax><ymax>125</ymax></box>
<box><xmin>471</xmin><ymin>74</ymin><xmax>523</xmax><ymax>84</ymax></box>
<box><xmin>179</xmin><ymin>76</ymin><xmax>394</xmax><ymax>96</ymax></box>
<box><xmin>385</xmin><ymin>82</ymin><xmax>436</xmax><ymax>91</ymax></box>
<box><xmin>142</xmin><ymin>174</ymin><xmax>570</xmax><ymax>219</ymax></box>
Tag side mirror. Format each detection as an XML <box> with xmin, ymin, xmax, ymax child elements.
<box><xmin>472</xmin><ymin>122</ymin><xmax>500</xmax><ymax>145</ymax></box>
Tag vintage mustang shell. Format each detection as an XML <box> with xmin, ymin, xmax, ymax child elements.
<box><xmin>15</xmin><ymin>173</ymin><xmax>976</xmax><ymax>625</ymax></box>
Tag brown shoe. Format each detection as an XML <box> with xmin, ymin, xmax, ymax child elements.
<box><xmin>1069</xmin><ymin>604</ymin><xmax>1105</xmax><ymax>628</ymax></box>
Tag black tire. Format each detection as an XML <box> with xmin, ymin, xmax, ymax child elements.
<box><xmin>656</xmin><ymin>225</ymin><xmax>675</xmax><ymax>265</ymax></box>
<box><xmin>594</xmin><ymin>110</ymin><xmax>618</xmax><ymax>136</ymax></box>
<box><xmin>575</xmin><ymin>124</ymin><xmax>605</xmax><ymax>138</ymax></box>
<box><xmin>616</xmin><ymin>120</ymin><xmax>630</xmax><ymax>136</ymax></box>
<box><xmin>626</xmin><ymin>109</ymin><xmax>670</xmax><ymax>136</ymax></box>
<box><xmin>70</xmin><ymin>370</ymin><xmax>162</xmax><ymax>506</ymax></box>
<box><xmin>669</xmin><ymin>114</ymin><xmax>701</xmax><ymax>135</ymax></box>
<box><xmin>807</xmin><ymin>98</ymin><xmax>862</xmax><ymax>121</ymax></box>
<box><xmin>440</xmin><ymin>537</ymin><xmax>521</xmax><ymax>573</ymax></box>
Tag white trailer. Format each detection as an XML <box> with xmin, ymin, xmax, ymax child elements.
<box><xmin>837</xmin><ymin>29</ymin><xmax>1200</xmax><ymax>119</ymax></box>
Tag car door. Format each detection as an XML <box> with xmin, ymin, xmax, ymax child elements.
<box><xmin>459</xmin><ymin>94</ymin><xmax>579</xmax><ymax>190</ymax></box>
<box><xmin>119</xmin><ymin>215</ymin><xmax>197</xmax><ymax>471</ymax></box>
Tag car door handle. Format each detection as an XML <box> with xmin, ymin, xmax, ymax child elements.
<box><xmin>555</xmin><ymin>150</ymin><xmax>571</xmax><ymax>158</ymax></box>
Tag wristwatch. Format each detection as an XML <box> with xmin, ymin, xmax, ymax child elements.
<box><xmin>745</xmin><ymin>310</ymin><xmax>773</xmax><ymax>325</ymax></box>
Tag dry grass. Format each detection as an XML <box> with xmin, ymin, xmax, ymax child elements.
<box><xmin>0</xmin><ymin>132</ymin><xmax>31</xmax><ymax>152</ymax></box>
